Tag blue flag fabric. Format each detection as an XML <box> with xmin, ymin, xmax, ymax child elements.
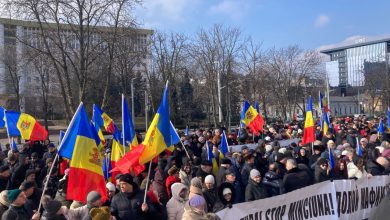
<box><xmin>59</xmin><ymin>130</ymin><xmax>65</xmax><ymax>145</ymax></box>
<box><xmin>0</xmin><ymin>107</ymin><xmax>5</xmax><ymax>128</ymax></box>
<box><xmin>378</xmin><ymin>119</ymin><xmax>385</xmax><ymax>135</ymax></box>
<box><xmin>356</xmin><ymin>137</ymin><xmax>363</xmax><ymax>157</ymax></box>
<box><xmin>122</xmin><ymin>95</ymin><xmax>137</xmax><ymax>147</ymax></box>
<box><xmin>254</xmin><ymin>101</ymin><xmax>260</xmax><ymax>113</ymax></box>
<box><xmin>329</xmin><ymin>147</ymin><xmax>335</xmax><ymax>170</ymax></box>
<box><xmin>220</xmin><ymin>131</ymin><xmax>229</xmax><ymax>157</ymax></box>
<box><xmin>185</xmin><ymin>125</ymin><xmax>189</xmax><ymax>136</ymax></box>
<box><xmin>388</xmin><ymin>107</ymin><xmax>390</xmax><ymax>130</ymax></box>
<box><xmin>169</xmin><ymin>122</ymin><xmax>181</xmax><ymax>145</ymax></box>
<box><xmin>102</xmin><ymin>154</ymin><xmax>111</xmax><ymax>181</ymax></box>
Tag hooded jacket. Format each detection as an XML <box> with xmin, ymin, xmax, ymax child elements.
<box><xmin>262</xmin><ymin>171</ymin><xmax>283</xmax><ymax>196</ymax></box>
<box><xmin>166</xmin><ymin>183</ymin><xmax>188</xmax><ymax>220</ymax></box>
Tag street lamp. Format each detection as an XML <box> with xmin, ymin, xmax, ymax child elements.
<box><xmin>131</xmin><ymin>78</ymin><xmax>135</xmax><ymax>126</ymax></box>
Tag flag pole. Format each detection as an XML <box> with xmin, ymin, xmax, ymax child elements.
<box><xmin>37</xmin><ymin>153</ymin><xmax>59</xmax><ymax>213</ymax></box>
<box><xmin>143</xmin><ymin>161</ymin><xmax>153</xmax><ymax>204</ymax></box>
<box><xmin>4</xmin><ymin>109</ymin><xmax>12</xmax><ymax>148</ymax></box>
<box><xmin>311</xmin><ymin>142</ymin><xmax>314</xmax><ymax>155</ymax></box>
<box><xmin>122</xmin><ymin>94</ymin><xmax>126</xmax><ymax>156</ymax></box>
<box><xmin>179</xmin><ymin>139</ymin><xmax>191</xmax><ymax>160</ymax></box>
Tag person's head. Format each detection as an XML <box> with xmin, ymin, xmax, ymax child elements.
<box><xmin>201</xmin><ymin>160</ymin><xmax>213</xmax><ymax>173</ymax></box>
<box><xmin>189</xmin><ymin>195</ymin><xmax>206</xmax><ymax>211</ymax></box>
<box><xmin>25</xmin><ymin>169</ymin><xmax>36</xmax><ymax>182</ymax></box>
<box><xmin>43</xmin><ymin>198</ymin><xmax>63</xmax><ymax>217</ymax></box>
<box><xmin>7</xmin><ymin>189</ymin><xmax>26</xmax><ymax>206</ymax></box>
<box><xmin>225</xmin><ymin>170</ymin><xmax>236</xmax><ymax>183</ymax></box>
<box><xmin>360</xmin><ymin>138</ymin><xmax>368</xmax><ymax>147</ymax></box>
<box><xmin>119</xmin><ymin>174</ymin><xmax>136</xmax><ymax>193</ymax></box>
<box><xmin>204</xmin><ymin>175</ymin><xmax>215</xmax><ymax>190</ymax></box>
<box><xmin>317</xmin><ymin>158</ymin><xmax>328</xmax><ymax>171</ymax></box>
<box><xmin>23</xmin><ymin>156</ymin><xmax>30</xmax><ymax>165</ymax></box>
<box><xmin>31</xmin><ymin>153</ymin><xmax>38</xmax><ymax>162</ymax></box>
<box><xmin>168</xmin><ymin>166</ymin><xmax>179</xmax><ymax>178</ymax></box>
<box><xmin>337</xmin><ymin>159</ymin><xmax>346</xmax><ymax>171</ymax></box>
<box><xmin>115</xmin><ymin>174</ymin><xmax>123</xmax><ymax>186</ymax></box>
<box><xmin>222</xmin><ymin>188</ymin><xmax>232</xmax><ymax>202</ymax></box>
<box><xmin>87</xmin><ymin>191</ymin><xmax>102</xmax><ymax>208</ymax></box>
<box><xmin>48</xmin><ymin>143</ymin><xmax>56</xmax><ymax>152</ymax></box>
<box><xmin>346</xmin><ymin>151</ymin><xmax>354</xmax><ymax>161</ymax></box>
<box><xmin>0</xmin><ymin>165</ymin><xmax>10</xmax><ymax>178</ymax></box>
<box><xmin>215</xmin><ymin>129</ymin><xmax>221</xmax><ymax>136</ymax></box>
<box><xmin>106</xmin><ymin>182</ymin><xmax>116</xmax><ymax>198</ymax></box>
<box><xmin>244</xmin><ymin>154</ymin><xmax>255</xmax><ymax>165</ymax></box>
<box><xmin>20</xmin><ymin>181</ymin><xmax>35</xmax><ymax>197</ymax></box>
<box><xmin>268</xmin><ymin>163</ymin><xmax>277</xmax><ymax>172</ymax></box>
<box><xmin>241</xmin><ymin>146</ymin><xmax>249</xmax><ymax>155</ymax></box>
<box><xmin>327</xmin><ymin>140</ymin><xmax>335</xmax><ymax>149</ymax></box>
<box><xmin>46</xmin><ymin>158</ymin><xmax>54</xmax><ymax>167</ymax></box>
<box><xmin>299</xmin><ymin>148</ymin><xmax>306</xmax><ymax>157</ymax></box>
<box><xmin>326</xmin><ymin>131</ymin><xmax>332</xmax><ymax>138</ymax></box>
<box><xmin>182</xmin><ymin>162</ymin><xmax>191</xmax><ymax>174</ymax></box>
<box><xmin>285</xmin><ymin>159</ymin><xmax>297</xmax><ymax>171</ymax></box>
<box><xmin>250</xmin><ymin>169</ymin><xmax>261</xmax><ymax>184</ymax></box>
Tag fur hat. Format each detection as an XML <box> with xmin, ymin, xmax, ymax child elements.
<box><xmin>90</xmin><ymin>206</ymin><xmax>111</xmax><ymax>220</ymax></box>
<box><xmin>0</xmin><ymin>190</ymin><xmax>9</xmax><ymax>207</ymax></box>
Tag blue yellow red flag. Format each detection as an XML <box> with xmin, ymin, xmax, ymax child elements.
<box><xmin>301</xmin><ymin>96</ymin><xmax>315</xmax><ymax>145</ymax></box>
<box><xmin>58</xmin><ymin>103</ymin><xmax>107</xmax><ymax>203</ymax></box>
<box><xmin>240</xmin><ymin>101</ymin><xmax>264</xmax><ymax>135</ymax></box>
<box><xmin>139</xmin><ymin>82</ymin><xmax>171</xmax><ymax>164</ymax></box>
<box><xmin>5</xmin><ymin>111</ymin><xmax>48</xmax><ymax>141</ymax></box>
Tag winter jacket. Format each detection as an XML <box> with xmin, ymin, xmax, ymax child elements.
<box><xmin>1</xmin><ymin>205</ymin><xmax>31</xmax><ymax>220</ymax></box>
<box><xmin>214</xmin><ymin>182</ymin><xmax>235</xmax><ymax>212</ymax></box>
<box><xmin>240</xmin><ymin>163</ymin><xmax>253</xmax><ymax>187</ymax></box>
<box><xmin>283</xmin><ymin>167</ymin><xmax>312</xmax><ymax>193</ymax></box>
<box><xmin>314</xmin><ymin>166</ymin><xmax>330</xmax><ymax>183</ymax></box>
<box><xmin>63</xmin><ymin>205</ymin><xmax>90</xmax><ymax>220</ymax></box>
<box><xmin>216</xmin><ymin>166</ymin><xmax>228</xmax><ymax>187</ymax></box>
<box><xmin>179</xmin><ymin>170</ymin><xmax>191</xmax><ymax>188</ymax></box>
<box><xmin>347</xmin><ymin>162</ymin><xmax>368</xmax><ymax>179</ymax></box>
<box><xmin>245</xmin><ymin>179</ymin><xmax>269</xmax><ymax>202</ymax></box>
<box><xmin>153</xmin><ymin>168</ymin><xmax>168</xmax><ymax>204</ymax></box>
<box><xmin>203</xmin><ymin>187</ymin><xmax>219</xmax><ymax>212</ymax></box>
<box><xmin>181</xmin><ymin>202</ymin><xmax>208</xmax><ymax>220</ymax></box>
<box><xmin>165</xmin><ymin>176</ymin><xmax>181</xmax><ymax>199</ymax></box>
<box><xmin>110</xmin><ymin>190</ymin><xmax>157</xmax><ymax>220</ymax></box>
<box><xmin>227</xmin><ymin>180</ymin><xmax>244</xmax><ymax>204</ymax></box>
<box><xmin>262</xmin><ymin>171</ymin><xmax>283</xmax><ymax>196</ymax></box>
<box><xmin>366</xmin><ymin>160</ymin><xmax>386</xmax><ymax>176</ymax></box>
<box><xmin>166</xmin><ymin>183</ymin><xmax>188</xmax><ymax>220</ymax></box>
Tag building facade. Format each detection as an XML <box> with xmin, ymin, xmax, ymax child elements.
<box><xmin>0</xmin><ymin>18</ymin><xmax>153</xmax><ymax>118</ymax></box>
<box><xmin>321</xmin><ymin>37</ymin><xmax>390</xmax><ymax>95</ymax></box>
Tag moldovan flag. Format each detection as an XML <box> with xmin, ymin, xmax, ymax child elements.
<box><xmin>92</xmin><ymin>105</ymin><xmax>115</xmax><ymax>134</ymax></box>
<box><xmin>58</xmin><ymin>103</ymin><xmax>107</xmax><ymax>203</ymax></box>
<box><xmin>122</xmin><ymin>94</ymin><xmax>138</xmax><ymax>149</ymax></box>
<box><xmin>301</xmin><ymin>96</ymin><xmax>315</xmax><ymax>145</ymax></box>
<box><xmin>5</xmin><ymin>111</ymin><xmax>48</xmax><ymax>141</ymax></box>
<box><xmin>138</xmin><ymin>82</ymin><xmax>171</xmax><ymax>165</ymax></box>
<box><xmin>241</xmin><ymin>101</ymin><xmax>264</xmax><ymax>135</ymax></box>
<box><xmin>319</xmin><ymin>92</ymin><xmax>330</xmax><ymax>112</ymax></box>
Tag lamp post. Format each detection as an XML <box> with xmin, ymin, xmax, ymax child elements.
<box><xmin>131</xmin><ymin>78</ymin><xmax>135</xmax><ymax>126</ymax></box>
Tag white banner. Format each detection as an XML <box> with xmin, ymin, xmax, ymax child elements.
<box><xmin>216</xmin><ymin>176</ymin><xmax>390</xmax><ymax>220</ymax></box>
<box><xmin>230</xmin><ymin>139</ymin><xmax>300</xmax><ymax>152</ymax></box>
<box><xmin>333</xmin><ymin>176</ymin><xmax>390</xmax><ymax>220</ymax></box>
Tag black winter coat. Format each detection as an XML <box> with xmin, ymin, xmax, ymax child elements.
<box><xmin>262</xmin><ymin>171</ymin><xmax>283</xmax><ymax>196</ymax></box>
<box><xmin>366</xmin><ymin>160</ymin><xmax>386</xmax><ymax>176</ymax></box>
<box><xmin>245</xmin><ymin>179</ymin><xmax>269</xmax><ymax>202</ymax></box>
<box><xmin>1</xmin><ymin>205</ymin><xmax>31</xmax><ymax>220</ymax></box>
<box><xmin>314</xmin><ymin>166</ymin><xmax>330</xmax><ymax>183</ymax></box>
<box><xmin>283</xmin><ymin>167</ymin><xmax>312</xmax><ymax>193</ymax></box>
<box><xmin>110</xmin><ymin>190</ymin><xmax>157</xmax><ymax>220</ymax></box>
<box><xmin>203</xmin><ymin>188</ymin><xmax>219</xmax><ymax>212</ymax></box>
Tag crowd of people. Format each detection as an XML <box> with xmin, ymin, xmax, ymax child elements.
<box><xmin>0</xmin><ymin>115</ymin><xmax>389</xmax><ymax>220</ymax></box>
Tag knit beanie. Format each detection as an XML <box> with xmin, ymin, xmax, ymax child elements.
<box><xmin>222</xmin><ymin>188</ymin><xmax>232</xmax><ymax>196</ymax></box>
<box><xmin>106</xmin><ymin>182</ymin><xmax>115</xmax><ymax>192</ymax></box>
<box><xmin>250</xmin><ymin>169</ymin><xmax>261</xmax><ymax>179</ymax></box>
<box><xmin>87</xmin><ymin>191</ymin><xmax>102</xmax><ymax>204</ymax></box>
<box><xmin>43</xmin><ymin>199</ymin><xmax>62</xmax><ymax>217</ymax></box>
<box><xmin>189</xmin><ymin>195</ymin><xmax>206</xmax><ymax>210</ymax></box>
<box><xmin>204</xmin><ymin>175</ymin><xmax>215</xmax><ymax>184</ymax></box>
<box><xmin>7</xmin><ymin>189</ymin><xmax>22</xmax><ymax>203</ymax></box>
<box><xmin>190</xmin><ymin>177</ymin><xmax>203</xmax><ymax>189</ymax></box>
<box><xmin>265</xmin><ymin>145</ymin><xmax>273</xmax><ymax>153</ymax></box>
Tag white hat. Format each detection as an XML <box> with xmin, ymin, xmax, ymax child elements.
<box><xmin>265</xmin><ymin>136</ymin><xmax>271</xmax><ymax>141</ymax></box>
<box><xmin>222</xmin><ymin>188</ymin><xmax>232</xmax><ymax>196</ymax></box>
<box><xmin>204</xmin><ymin>175</ymin><xmax>215</xmax><ymax>184</ymax></box>
<box><xmin>298</xmin><ymin>129</ymin><xmax>303</xmax><ymax>134</ymax></box>
<box><xmin>106</xmin><ymin>182</ymin><xmax>116</xmax><ymax>192</ymax></box>
<box><xmin>265</xmin><ymin>145</ymin><xmax>273</xmax><ymax>152</ymax></box>
<box><xmin>341</xmin><ymin>150</ymin><xmax>349</xmax><ymax>156</ymax></box>
<box><xmin>278</xmin><ymin>148</ymin><xmax>287</xmax><ymax>154</ymax></box>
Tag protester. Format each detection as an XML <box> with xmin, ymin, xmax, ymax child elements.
<box><xmin>245</xmin><ymin>169</ymin><xmax>268</xmax><ymax>201</ymax></box>
<box><xmin>166</xmin><ymin>183</ymin><xmax>188</xmax><ymax>220</ymax></box>
<box><xmin>203</xmin><ymin>175</ymin><xmax>219</xmax><ymax>212</ymax></box>
<box><xmin>283</xmin><ymin>159</ymin><xmax>311</xmax><ymax>193</ymax></box>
